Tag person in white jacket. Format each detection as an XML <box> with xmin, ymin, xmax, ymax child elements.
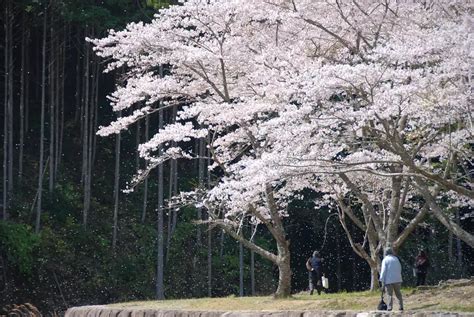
<box><xmin>379</xmin><ymin>247</ymin><xmax>404</xmax><ymax>311</ymax></box>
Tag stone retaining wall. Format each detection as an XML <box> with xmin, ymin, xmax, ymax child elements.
<box><xmin>65</xmin><ymin>306</ymin><xmax>474</xmax><ymax>317</ymax></box>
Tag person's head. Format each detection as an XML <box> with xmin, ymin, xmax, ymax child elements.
<box><xmin>419</xmin><ymin>250</ymin><xmax>426</xmax><ymax>257</ymax></box>
<box><xmin>384</xmin><ymin>247</ymin><xmax>394</xmax><ymax>257</ymax></box>
<box><xmin>313</xmin><ymin>251</ymin><xmax>320</xmax><ymax>258</ymax></box>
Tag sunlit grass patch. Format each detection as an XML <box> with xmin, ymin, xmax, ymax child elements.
<box><xmin>108</xmin><ymin>284</ymin><xmax>474</xmax><ymax>312</ymax></box>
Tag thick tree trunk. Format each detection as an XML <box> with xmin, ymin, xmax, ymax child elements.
<box><xmin>217</xmin><ymin>219</ymin><xmax>291</xmax><ymax>297</ymax></box>
<box><xmin>274</xmin><ymin>242</ymin><xmax>291</xmax><ymax>298</ymax></box>
<box><xmin>370</xmin><ymin>265</ymin><xmax>380</xmax><ymax>291</ymax></box>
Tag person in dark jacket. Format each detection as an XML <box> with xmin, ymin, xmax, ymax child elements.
<box><xmin>414</xmin><ymin>250</ymin><xmax>430</xmax><ymax>286</ymax></box>
<box><xmin>306</xmin><ymin>251</ymin><xmax>324</xmax><ymax>295</ymax></box>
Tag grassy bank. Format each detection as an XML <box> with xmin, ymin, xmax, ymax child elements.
<box><xmin>109</xmin><ymin>281</ymin><xmax>474</xmax><ymax>312</ymax></box>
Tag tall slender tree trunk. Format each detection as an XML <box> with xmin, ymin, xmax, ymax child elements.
<box><xmin>168</xmin><ymin>105</ymin><xmax>178</xmax><ymax>229</ymax></box>
<box><xmin>91</xmin><ymin>58</ymin><xmax>99</xmax><ymax>168</ymax></box>
<box><xmin>219</xmin><ymin>230</ymin><xmax>225</xmax><ymax>259</ymax></box>
<box><xmin>336</xmin><ymin>227</ymin><xmax>342</xmax><ymax>291</ymax></box>
<box><xmin>54</xmin><ymin>26</ymin><xmax>63</xmax><ymax>177</ymax></box>
<box><xmin>112</xmin><ymin>112</ymin><xmax>121</xmax><ymax>251</ymax></box>
<box><xmin>156</xmin><ymin>66</ymin><xmax>165</xmax><ymax>300</ymax></box>
<box><xmin>250</xmin><ymin>224</ymin><xmax>255</xmax><ymax>296</ymax></box>
<box><xmin>136</xmin><ymin>120</ymin><xmax>140</xmax><ymax>172</ymax></box>
<box><xmin>3</xmin><ymin>2</ymin><xmax>9</xmax><ymax>220</ymax></box>
<box><xmin>448</xmin><ymin>231</ymin><xmax>454</xmax><ymax>261</ymax></box>
<box><xmin>82</xmin><ymin>35</ymin><xmax>91</xmax><ymax>227</ymax></box>
<box><xmin>239</xmin><ymin>241</ymin><xmax>244</xmax><ymax>297</ymax></box>
<box><xmin>74</xmin><ymin>30</ymin><xmax>82</xmax><ymax>125</ymax></box>
<box><xmin>57</xmin><ymin>27</ymin><xmax>66</xmax><ymax>172</ymax></box>
<box><xmin>19</xmin><ymin>14</ymin><xmax>26</xmax><ymax>182</ymax></box>
<box><xmin>25</xmin><ymin>28</ymin><xmax>30</xmax><ymax>135</ymax></box>
<box><xmin>455</xmin><ymin>209</ymin><xmax>463</xmax><ymax>266</ymax></box>
<box><xmin>141</xmin><ymin>116</ymin><xmax>149</xmax><ymax>224</ymax></box>
<box><xmin>196</xmin><ymin>137</ymin><xmax>205</xmax><ymax>246</ymax></box>
<box><xmin>36</xmin><ymin>5</ymin><xmax>48</xmax><ymax>233</ymax></box>
<box><xmin>49</xmin><ymin>13</ymin><xmax>56</xmax><ymax>193</ymax></box>
<box><xmin>6</xmin><ymin>0</ymin><xmax>14</xmax><ymax>205</ymax></box>
<box><xmin>207</xmin><ymin>142</ymin><xmax>212</xmax><ymax>297</ymax></box>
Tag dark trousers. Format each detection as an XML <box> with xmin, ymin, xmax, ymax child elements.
<box><xmin>416</xmin><ymin>272</ymin><xmax>427</xmax><ymax>286</ymax></box>
<box><xmin>309</xmin><ymin>270</ymin><xmax>322</xmax><ymax>295</ymax></box>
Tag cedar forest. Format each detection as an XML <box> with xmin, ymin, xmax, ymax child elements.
<box><xmin>0</xmin><ymin>0</ymin><xmax>473</xmax><ymax>315</ymax></box>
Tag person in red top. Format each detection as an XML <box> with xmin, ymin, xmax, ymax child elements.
<box><xmin>414</xmin><ymin>250</ymin><xmax>430</xmax><ymax>286</ymax></box>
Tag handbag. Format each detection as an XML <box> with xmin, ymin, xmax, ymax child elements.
<box><xmin>377</xmin><ymin>287</ymin><xmax>387</xmax><ymax>311</ymax></box>
<box><xmin>322</xmin><ymin>276</ymin><xmax>329</xmax><ymax>289</ymax></box>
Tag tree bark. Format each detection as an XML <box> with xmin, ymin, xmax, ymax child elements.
<box><xmin>57</xmin><ymin>27</ymin><xmax>66</xmax><ymax>173</ymax></box>
<box><xmin>6</xmin><ymin>0</ymin><xmax>13</xmax><ymax>200</ymax></box>
<box><xmin>36</xmin><ymin>4</ymin><xmax>48</xmax><ymax>233</ymax></box>
<box><xmin>207</xmin><ymin>134</ymin><xmax>212</xmax><ymax>297</ymax></box>
<box><xmin>239</xmin><ymin>241</ymin><xmax>244</xmax><ymax>297</ymax></box>
<box><xmin>82</xmin><ymin>35</ymin><xmax>91</xmax><ymax>227</ymax></box>
<box><xmin>250</xmin><ymin>247</ymin><xmax>255</xmax><ymax>296</ymax></box>
<box><xmin>112</xmin><ymin>111</ymin><xmax>121</xmax><ymax>251</ymax></box>
<box><xmin>196</xmin><ymin>137</ymin><xmax>205</xmax><ymax>246</ymax></box>
<box><xmin>156</xmin><ymin>65</ymin><xmax>165</xmax><ymax>300</ymax></box>
<box><xmin>3</xmin><ymin>1</ymin><xmax>9</xmax><ymax>220</ymax></box>
<box><xmin>414</xmin><ymin>178</ymin><xmax>474</xmax><ymax>248</ymax></box>
<box><xmin>49</xmin><ymin>12</ymin><xmax>55</xmax><ymax>193</ymax></box>
<box><xmin>274</xmin><ymin>240</ymin><xmax>291</xmax><ymax>298</ymax></box>
<box><xmin>141</xmin><ymin>116</ymin><xmax>149</xmax><ymax>224</ymax></box>
<box><xmin>19</xmin><ymin>13</ymin><xmax>26</xmax><ymax>182</ymax></box>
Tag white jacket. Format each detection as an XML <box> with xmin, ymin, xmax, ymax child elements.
<box><xmin>379</xmin><ymin>255</ymin><xmax>403</xmax><ymax>285</ymax></box>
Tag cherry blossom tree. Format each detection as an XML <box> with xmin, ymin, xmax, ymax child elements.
<box><xmin>91</xmin><ymin>0</ymin><xmax>473</xmax><ymax>295</ymax></box>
